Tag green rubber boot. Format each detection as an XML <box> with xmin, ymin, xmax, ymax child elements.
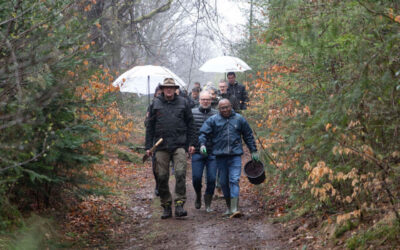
<box><xmin>230</xmin><ymin>197</ymin><xmax>242</xmax><ymax>218</ymax></box>
<box><xmin>204</xmin><ymin>194</ymin><xmax>213</xmax><ymax>213</ymax></box>
<box><xmin>222</xmin><ymin>197</ymin><xmax>232</xmax><ymax>216</ymax></box>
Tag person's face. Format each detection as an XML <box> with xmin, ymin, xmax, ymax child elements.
<box><xmin>175</xmin><ymin>88</ymin><xmax>180</xmax><ymax>95</ymax></box>
<box><xmin>210</xmin><ymin>90</ymin><xmax>217</xmax><ymax>99</ymax></box>
<box><xmin>199</xmin><ymin>93</ymin><xmax>212</xmax><ymax>109</ymax></box>
<box><xmin>155</xmin><ymin>90</ymin><xmax>162</xmax><ymax>97</ymax></box>
<box><xmin>163</xmin><ymin>87</ymin><xmax>176</xmax><ymax>100</ymax></box>
<box><xmin>192</xmin><ymin>91</ymin><xmax>199</xmax><ymax>99</ymax></box>
<box><xmin>195</xmin><ymin>83</ymin><xmax>200</xmax><ymax>88</ymax></box>
<box><xmin>227</xmin><ymin>75</ymin><xmax>236</xmax><ymax>85</ymax></box>
<box><xmin>219</xmin><ymin>82</ymin><xmax>228</xmax><ymax>94</ymax></box>
<box><xmin>218</xmin><ymin>100</ymin><xmax>232</xmax><ymax>118</ymax></box>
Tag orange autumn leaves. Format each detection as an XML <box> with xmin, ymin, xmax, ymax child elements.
<box><xmin>245</xmin><ymin>40</ymin><xmax>387</xmax><ymax>225</ymax></box>
<box><xmin>75</xmin><ymin>68</ymin><xmax>134</xmax><ymax>146</ymax></box>
<box><xmin>388</xmin><ymin>8</ymin><xmax>400</xmax><ymax>23</ymax></box>
<box><xmin>246</xmin><ymin>61</ymin><xmax>311</xmax><ymax>172</ymax></box>
<box><xmin>73</xmin><ymin>67</ymin><xmax>138</xmax><ymax>191</ymax></box>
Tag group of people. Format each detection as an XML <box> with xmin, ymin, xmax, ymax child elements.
<box><xmin>145</xmin><ymin>72</ymin><xmax>258</xmax><ymax>219</ymax></box>
<box><xmin>184</xmin><ymin>72</ymin><xmax>249</xmax><ymax>112</ymax></box>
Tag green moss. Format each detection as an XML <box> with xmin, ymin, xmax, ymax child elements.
<box><xmin>334</xmin><ymin>220</ymin><xmax>358</xmax><ymax>238</ymax></box>
<box><xmin>346</xmin><ymin>221</ymin><xmax>400</xmax><ymax>250</ymax></box>
<box><xmin>117</xmin><ymin>150</ymin><xmax>142</xmax><ymax>163</ymax></box>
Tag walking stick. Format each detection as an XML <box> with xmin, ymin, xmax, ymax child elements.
<box><xmin>252</xmin><ymin>129</ymin><xmax>279</xmax><ymax>169</ymax></box>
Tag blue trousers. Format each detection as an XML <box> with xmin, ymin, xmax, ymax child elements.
<box><xmin>191</xmin><ymin>153</ymin><xmax>217</xmax><ymax>195</ymax></box>
<box><xmin>216</xmin><ymin>155</ymin><xmax>242</xmax><ymax>198</ymax></box>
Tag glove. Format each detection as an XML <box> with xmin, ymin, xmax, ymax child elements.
<box><xmin>251</xmin><ymin>152</ymin><xmax>260</xmax><ymax>162</ymax></box>
<box><xmin>200</xmin><ymin>145</ymin><xmax>207</xmax><ymax>156</ymax></box>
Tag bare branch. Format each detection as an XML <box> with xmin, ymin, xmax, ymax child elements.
<box><xmin>0</xmin><ymin>133</ymin><xmax>48</xmax><ymax>174</ymax></box>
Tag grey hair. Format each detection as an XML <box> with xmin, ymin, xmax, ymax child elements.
<box><xmin>199</xmin><ymin>90</ymin><xmax>211</xmax><ymax>98</ymax></box>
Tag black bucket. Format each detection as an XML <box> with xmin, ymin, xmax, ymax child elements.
<box><xmin>244</xmin><ymin>160</ymin><xmax>266</xmax><ymax>185</ymax></box>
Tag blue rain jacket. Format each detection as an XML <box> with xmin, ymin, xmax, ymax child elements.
<box><xmin>199</xmin><ymin>111</ymin><xmax>257</xmax><ymax>156</ymax></box>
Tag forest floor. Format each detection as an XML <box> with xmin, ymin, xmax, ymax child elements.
<box><xmin>110</xmin><ymin>150</ymin><xmax>295</xmax><ymax>250</ymax></box>
<box><xmin>54</xmin><ymin>135</ymin><xmax>356</xmax><ymax>249</ymax></box>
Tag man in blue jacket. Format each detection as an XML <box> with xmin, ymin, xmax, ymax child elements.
<box><xmin>199</xmin><ymin>99</ymin><xmax>259</xmax><ymax>217</ymax></box>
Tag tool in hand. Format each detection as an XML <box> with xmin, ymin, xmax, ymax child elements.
<box><xmin>142</xmin><ymin>138</ymin><xmax>163</xmax><ymax>163</ymax></box>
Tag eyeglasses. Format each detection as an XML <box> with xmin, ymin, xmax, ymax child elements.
<box><xmin>219</xmin><ymin>106</ymin><xmax>231</xmax><ymax>110</ymax></box>
<box><xmin>200</xmin><ymin>98</ymin><xmax>211</xmax><ymax>101</ymax></box>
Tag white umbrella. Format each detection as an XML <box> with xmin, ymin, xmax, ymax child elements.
<box><xmin>112</xmin><ymin>65</ymin><xmax>186</xmax><ymax>95</ymax></box>
<box><xmin>199</xmin><ymin>56</ymin><xmax>251</xmax><ymax>73</ymax></box>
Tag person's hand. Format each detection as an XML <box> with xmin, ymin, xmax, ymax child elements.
<box><xmin>200</xmin><ymin>145</ymin><xmax>207</xmax><ymax>156</ymax></box>
<box><xmin>146</xmin><ymin>150</ymin><xmax>153</xmax><ymax>157</ymax></box>
<box><xmin>251</xmin><ymin>152</ymin><xmax>259</xmax><ymax>162</ymax></box>
<box><xmin>188</xmin><ymin>146</ymin><xmax>195</xmax><ymax>155</ymax></box>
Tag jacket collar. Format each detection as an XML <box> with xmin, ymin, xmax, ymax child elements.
<box><xmin>199</xmin><ymin>106</ymin><xmax>211</xmax><ymax>113</ymax></box>
<box><xmin>229</xmin><ymin>81</ymin><xmax>239</xmax><ymax>87</ymax></box>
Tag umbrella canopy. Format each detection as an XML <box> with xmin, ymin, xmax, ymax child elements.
<box><xmin>112</xmin><ymin>65</ymin><xmax>186</xmax><ymax>95</ymax></box>
<box><xmin>199</xmin><ymin>56</ymin><xmax>251</xmax><ymax>73</ymax></box>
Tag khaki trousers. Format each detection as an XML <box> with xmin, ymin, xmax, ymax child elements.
<box><xmin>155</xmin><ymin>148</ymin><xmax>187</xmax><ymax>207</ymax></box>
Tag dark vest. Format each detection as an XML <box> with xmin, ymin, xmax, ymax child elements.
<box><xmin>191</xmin><ymin>106</ymin><xmax>217</xmax><ymax>152</ymax></box>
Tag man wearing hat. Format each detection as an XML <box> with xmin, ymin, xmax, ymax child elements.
<box><xmin>198</xmin><ymin>98</ymin><xmax>258</xmax><ymax>217</ymax></box>
<box><xmin>145</xmin><ymin>78</ymin><xmax>196</xmax><ymax>219</ymax></box>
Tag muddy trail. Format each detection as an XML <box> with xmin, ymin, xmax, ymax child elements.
<box><xmin>118</xmin><ymin>154</ymin><xmax>293</xmax><ymax>250</ymax></box>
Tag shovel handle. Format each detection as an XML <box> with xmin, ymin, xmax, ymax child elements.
<box><xmin>143</xmin><ymin>138</ymin><xmax>163</xmax><ymax>163</ymax></box>
<box><xmin>149</xmin><ymin>138</ymin><xmax>163</xmax><ymax>153</ymax></box>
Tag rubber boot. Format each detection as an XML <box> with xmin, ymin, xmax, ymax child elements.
<box><xmin>195</xmin><ymin>192</ymin><xmax>201</xmax><ymax>209</ymax></box>
<box><xmin>175</xmin><ymin>201</ymin><xmax>187</xmax><ymax>217</ymax></box>
<box><xmin>204</xmin><ymin>194</ymin><xmax>213</xmax><ymax>213</ymax></box>
<box><xmin>222</xmin><ymin>197</ymin><xmax>232</xmax><ymax>216</ymax></box>
<box><xmin>230</xmin><ymin>197</ymin><xmax>242</xmax><ymax>218</ymax></box>
<box><xmin>161</xmin><ymin>205</ymin><xmax>172</xmax><ymax>219</ymax></box>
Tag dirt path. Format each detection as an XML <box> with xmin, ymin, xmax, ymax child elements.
<box><xmin>118</xmin><ymin>152</ymin><xmax>292</xmax><ymax>250</ymax></box>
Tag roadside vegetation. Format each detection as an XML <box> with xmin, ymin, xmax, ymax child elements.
<box><xmin>239</xmin><ymin>0</ymin><xmax>400</xmax><ymax>248</ymax></box>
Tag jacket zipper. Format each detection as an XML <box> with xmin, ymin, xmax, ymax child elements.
<box><xmin>227</xmin><ymin>118</ymin><xmax>230</xmax><ymax>153</ymax></box>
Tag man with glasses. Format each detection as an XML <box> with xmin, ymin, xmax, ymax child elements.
<box><xmin>145</xmin><ymin>78</ymin><xmax>196</xmax><ymax>219</ymax></box>
<box><xmin>199</xmin><ymin>99</ymin><xmax>259</xmax><ymax>217</ymax></box>
<box><xmin>191</xmin><ymin>91</ymin><xmax>218</xmax><ymax>212</ymax></box>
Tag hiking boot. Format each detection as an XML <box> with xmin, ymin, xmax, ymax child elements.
<box><xmin>195</xmin><ymin>192</ymin><xmax>201</xmax><ymax>209</ymax></box>
<box><xmin>204</xmin><ymin>194</ymin><xmax>213</xmax><ymax>213</ymax></box>
<box><xmin>175</xmin><ymin>201</ymin><xmax>187</xmax><ymax>217</ymax></box>
<box><xmin>229</xmin><ymin>197</ymin><xmax>242</xmax><ymax>218</ymax></box>
<box><xmin>222</xmin><ymin>197</ymin><xmax>232</xmax><ymax>216</ymax></box>
<box><xmin>161</xmin><ymin>206</ymin><xmax>172</xmax><ymax>219</ymax></box>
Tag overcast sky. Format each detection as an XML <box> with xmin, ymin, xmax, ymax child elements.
<box><xmin>213</xmin><ymin>0</ymin><xmax>249</xmax><ymax>55</ymax></box>
<box><xmin>217</xmin><ymin>0</ymin><xmax>248</xmax><ymax>34</ymax></box>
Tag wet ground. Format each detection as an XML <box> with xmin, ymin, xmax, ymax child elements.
<box><xmin>119</xmin><ymin>154</ymin><xmax>292</xmax><ymax>250</ymax></box>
